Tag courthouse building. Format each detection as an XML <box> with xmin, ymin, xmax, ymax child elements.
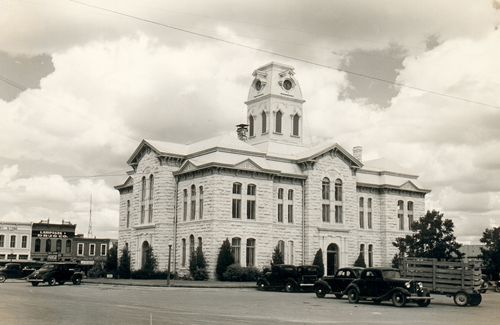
<box><xmin>116</xmin><ymin>62</ymin><xmax>430</xmax><ymax>277</ymax></box>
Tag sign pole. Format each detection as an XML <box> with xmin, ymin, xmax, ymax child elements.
<box><xmin>167</xmin><ymin>244</ymin><xmax>172</xmax><ymax>287</ymax></box>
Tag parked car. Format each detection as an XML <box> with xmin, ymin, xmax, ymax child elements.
<box><xmin>257</xmin><ymin>264</ymin><xmax>319</xmax><ymax>292</ymax></box>
<box><xmin>314</xmin><ymin>267</ymin><xmax>364</xmax><ymax>298</ymax></box>
<box><xmin>26</xmin><ymin>262</ymin><xmax>83</xmax><ymax>287</ymax></box>
<box><xmin>0</xmin><ymin>263</ymin><xmax>37</xmax><ymax>282</ymax></box>
<box><xmin>344</xmin><ymin>267</ymin><xmax>432</xmax><ymax>307</ymax></box>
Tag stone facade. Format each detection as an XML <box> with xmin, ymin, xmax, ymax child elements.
<box><xmin>116</xmin><ymin>62</ymin><xmax>430</xmax><ymax>278</ymax></box>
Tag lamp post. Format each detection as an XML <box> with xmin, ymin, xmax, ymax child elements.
<box><xmin>167</xmin><ymin>244</ymin><xmax>172</xmax><ymax>287</ymax></box>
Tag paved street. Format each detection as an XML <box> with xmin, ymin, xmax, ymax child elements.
<box><xmin>1</xmin><ymin>281</ymin><xmax>500</xmax><ymax>324</ymax></box>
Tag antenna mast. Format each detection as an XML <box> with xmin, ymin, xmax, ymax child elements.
<box><xmin>88</xmin><ymin>193</ymin><xmax>93</xmax><ymax>237</ymax></box>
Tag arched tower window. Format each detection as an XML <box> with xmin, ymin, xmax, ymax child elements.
<box><xmin>199</xmin><ymin>186</ymin><xmax>204</xmax><ymax>219</ymax></box>
<box><xmin>149</xmin><ymin>175</ymin><xmax>154</xmax><ymax>200</ymax></box>
<box><xmin>322</xmin><ymin>178</ymin><xmax>330</xmax><ymax>222</ymax></box>
<box><xmin>261</xmin><ymin>111</ymin><xmax>267</xmax><ymax>134</ymax></box>
<box><xmin>248</xmin><ymin>115</ymin><xmax>254</xmax><ymax>137</ymax></box>
<box><xmin>334</xmin><ymin>179</ymin><xmax>343</xmax><ymax>223</ymax></box>
<box><xmin>190</xmin><ymin>185</ymin><xmax>196</xmax><ymax>220</ymax></box>
<box><xmin>398</xmin><ymin>200</ymin><xmax>404</xmax><ymax>230</ymax></box>
<box><xmin>292</xmin><ymin>113</ymin><xmax>300</xmax><ymax>136</ymax></box>
<box><xmin>275</xmin><ymin>110</ymin><xmax>282</xmax><ymax>133</ymax></box>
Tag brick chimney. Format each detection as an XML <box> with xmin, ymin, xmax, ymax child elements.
<box><xmin>353</xmin><ymin>146</ymin><xmax>362</xmax><ymax>162</ymax></box>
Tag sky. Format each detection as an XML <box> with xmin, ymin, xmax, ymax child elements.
<box><xmin>0</xmin><ymin>0</ymin><xmax>499</xmax><ymax>243</ymax></box>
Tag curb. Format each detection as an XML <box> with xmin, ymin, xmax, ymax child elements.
<box><xmin>83</xmin><ymin>280</ymin><xmax>256</xmax><ymax>289</ymax></box>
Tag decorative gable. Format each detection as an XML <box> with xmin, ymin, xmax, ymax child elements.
<box><xmin>399</xmin><ymin>181</ymin><xmax>421</xmax><ymax>192</ymax></box>
<box><xmin>234</xmin><ymin>159</ymin><xmax>263</xmax><ymax>172</ymax></box>
<box><xmin>177</xmin><ymin>161</ymin><xmax>198</xmax><ymax>174</ymax></box>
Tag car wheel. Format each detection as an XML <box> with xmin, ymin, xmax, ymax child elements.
<box><xmin>285</xmin><ymin>281</ymin><xmax>297</xmax><ymax>293</ymax></box>
<box><xmin>468</xmin><ymin>293</ymin><xmax>482</xmax><ymax>306</ymax></box>
<box><xmin>334</xmin><ymin>294</ymin><xmax>343</xmax><ymax>299</ymax></box>
<box><xmin>31</xmin><ymin>282</ymin><xmax>39</xmax><ymax>287</ymax></box>
<box><xmin>347</xmin><ymin>288</ymin><xmax>359</xmax><ymax>304</ymax></box>
<box><xmin>315</xmin><ymin>285</ymin><xmax>327</xmax><ymax>298</ymax></box>
<box><xmin>0</xmin><ymin>275</ymin><xmax>6</xmax><ymax>283</ymax></box>
<box><xmin>453</xmin><ymin>291</ymin><xmax>469</xmax><ymax>307</ymax></box>
<box><xmin>72</xmin><ymin>277</ymin><xmax>82</xmax><ymax>285</ymax></box>
<box><xmin>48</xmin><ymin>277</ymin><xmax>57</xmax><ymax>286</ymax></box>
<box><xmin>392</xmin><ymin>291</ymin><xmax>407</xmax><ymax>307</ymax></box>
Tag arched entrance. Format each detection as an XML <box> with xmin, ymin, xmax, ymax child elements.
<box><xmin>141</xmin><ymin>241</ymin><xmax>150</xmax><ymax>268</ymax></box>
<box><xmin>327</xmin><ymin>243</ymin><xmax>339</xmax><ymax>275</ymax></box>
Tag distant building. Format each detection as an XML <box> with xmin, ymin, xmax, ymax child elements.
<box><xmin>459</xmin><ymin>244</ymin><xmax>485</xmax><ymax>264</ymax></box>
<box><xmin>31</xmin><ymin>220</ymin><xmax>77</xmax><ymax>262</ymax></box>
<box><xmin>116</xmin><ymin>62</ymin><xmax>431</xmax><ymax>278</ymax></box>
<box><xmin>73</xmin><ymin>236</ymin><xmax>117</xmax><ymax>267</ymax></box>
<box><xmin>0</xmin><ymin>221</ymin><xmax>32</xmax><ymax>261</ymax></box>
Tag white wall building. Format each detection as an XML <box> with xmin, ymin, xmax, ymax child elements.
<box><xmin>116</xmin><ymin>62</ymin><xmax>430</xmax><ymax>277</ymax></box>
<box><xmin>0</xmin><ymin>222</ymin><xmax>32</xmax><ymax>261</ymax></box>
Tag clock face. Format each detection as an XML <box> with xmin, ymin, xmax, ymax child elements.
<box><xmin>255</xmin><ymin>80</ymin><xmax>262</xmax><ymax>91</ymax></box>
<box><xmin>283</xmin><ymin>79</ymin><xmax>293</xmax><ymax>90</ymax></box>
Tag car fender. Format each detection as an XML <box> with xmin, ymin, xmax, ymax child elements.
<box><xmin>378</xmin><ymin>287</ymin><xmax>411</xmax><ymax>300</ymax></box>
<box><xmin>314</xmin><ymin>279</ymin><xmax>332</xmax><ymax>293</ymax></box>
<box><xmin>344</xmin><ymin>283</ymin><xmax>360</xmax><ymax>294</ymax></box>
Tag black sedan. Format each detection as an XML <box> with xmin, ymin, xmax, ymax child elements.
<box><xmin>314</xmin><ymin>267</ymin><xmax>364</xmax><ymax>298</ymax></box>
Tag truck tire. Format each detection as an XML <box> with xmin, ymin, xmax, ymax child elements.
<box><xmin>315</xmin><ymin>285</ymin><xmax>328</xmax><ymax>298</ymax></box>
<box><xmin>453</xmin><ymin>291</ymin><xmax>469</xmax><ymax>306</ymax></box>
<box><xmin>469</xmin><ymin>293</ymin><xmax>482</xmax><ymax>306</ymax></box>
<box><xmin>72</xmin><ymin>277</ymin><xmax>82</xmax><ymax>285</ymax></box>
<box><xmin>417</xmin><ymin>293</ymin><xmax>431</xmax><ymax>307</ymax></box>
<box><xmin>0</xmin><ymin>275</ymin><xmax>6</xmax><ymax>283</ymax></box>
<box><xmin>285</xmin><ymin>280</ymin><xmax>297</xmax><ymax>293</ymax></box>
<box><xmin>48</xmin><ymin>277</ymin><xmax>56</xmax><ymax>286</ymax></box>
<box><xmin>347</xmin><ymin>288</ymin><xmax>360</xmax><ymax>303</ymax></box>
<box><xmin>392</xmin><ymin>291</ymin><xmax>407</xmax><ymax>307</ymax></box>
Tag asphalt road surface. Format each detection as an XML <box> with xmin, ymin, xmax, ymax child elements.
<box><xmin>1</xmin><ymin>281</ymin><xmax>500</xmax><ymax>324</ymax></box>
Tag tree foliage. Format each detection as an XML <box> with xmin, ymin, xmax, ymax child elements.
<box><xmin>353</xmin><ymin>252</ymin><xmax>367</xmax><ymax>268</ymax></box>
<box><xmin>312</xmin><ymin>249</ymin><xmax>324</xmax><ymax>276</ymax></box>
<box><xmin>104</xmin><ymin>245</ymin><xmax>118</xmax><ymax>273</ymax></box>
<box><xmin>393</xmin><ymin>210</ymin><xmax>464</xmax><ymax>260</ymax></box>
<box><xmin>216</xmin><ymin>239</ymin><xmax>234</xmax><ymax>280</ymax></box>
<box><xmin>271</xmin><ymin>245</ymin><xmax>284</xmax><ymax>265</ymax></box>
<box><xmin>480</xmin><ymin>227</ymin><xmax>500</xmax><ymax>279</ymax></box>
<box><xmin>189</xmin><ymin>245</ymin><xmax>208</xmax><ymax>280</ymax></box>
<box><xmin>141</xmin><ymin>246</ymin><xmax>158</xmax><ymax>275</ymax></box>
<box><xmin>118</xmin><ymin>245</ymin><xmax>131</xmax><ymax>279</ymax></box>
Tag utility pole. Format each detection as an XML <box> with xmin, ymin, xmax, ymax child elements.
<box><xmin>88</xmin><ymin>193</ymin><xmax>93</xmax><ymax>238</ymax></box>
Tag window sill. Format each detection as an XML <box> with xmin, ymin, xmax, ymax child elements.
<box><xmin>290</xmin><ymin>134</ymin><xmax>300</xmax><ymax>138</ymax></box>
<box><xmin>133</xmin><ymin>223</ymin><xmax>156</xmax><ymax>230</ymax></box>
<box><xmin>273</xmin><ymin>131</ymin><xmax>282</xmax><ymax>135</ymax></box>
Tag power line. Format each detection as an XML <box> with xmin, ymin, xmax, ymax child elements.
<box><xmin>67</xmin><ymin>0</ymin><xmax>500</xmax><ymax>110</ymax></box>
<box><xmin>0</xmin><ymin>74</ymin><xmax>28</xmax><ymax>91</ymax></box>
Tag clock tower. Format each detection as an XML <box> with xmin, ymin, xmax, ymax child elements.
<box><xmin>245</xmin><ymin>62</ymin><xmax>305</xmax><ymax>148</ymax></box>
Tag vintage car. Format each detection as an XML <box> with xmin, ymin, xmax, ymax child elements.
<box><xmin>0</xmin><ymin>263</ymin><xmax>38</xmax><ymax>282</ymax></box>
<box><xmin>26</xmin><ymin>262</ymin><xmax>83</xmax><ymax>286</ymax></box>
<box><xmin>314</xmin><ymin>267</ymin><xmax>364</xmax><ymax>298</ymax></box>
<box><xmin>257</xmin><ymin>264</ymin><xmax>320</xmax><ymax>292</ymax></box>
<box><xmin>344</xmin><ymin>267</ymin><xmax>432</xmax><ymax>307</ymax></box>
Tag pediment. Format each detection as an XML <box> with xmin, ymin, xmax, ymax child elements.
<box><xmin>127</xmin><ymin>140</ymin><xmax>160</xmax><ymax>167</ymax></box>
<box><xmin>399</xmin><ymin>181</ymin><xmax>420</xmax><ymax>191</ymax></box>
<box><xmin>234</xmin><ymin>159</ymin><xmax>263</xmax><ymax>172</ymax></box>
<box><xmin>177</xmin><ymin>161</ymin><xmax>198</xmax><ymax>174</ymax></box>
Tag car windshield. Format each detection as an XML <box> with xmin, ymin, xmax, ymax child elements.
<box><xmin>382</xmin><ymin>270</ymin><xmax>401</xmax><ymax>279</ymax></box>
<box><xmin>39</xmin><ymin>264</ymin><xmax>56</xmax><ymax>271</ymax></box>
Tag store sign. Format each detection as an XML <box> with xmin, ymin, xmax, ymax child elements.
<box><xmin>33</xmin><ymin>230</ymin><xmax>73</xmax><ymax>238</ymax></box>
<box><xmin>80</xmin><ymin>260</ymin><xmax>94</xmax><ymax>265</ymax></box>
<box><xmin>0</xmin><ymin>226</ymin><xmax>18</xmax><ymax>231</ymax></box>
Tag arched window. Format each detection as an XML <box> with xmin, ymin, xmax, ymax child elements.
<box><xmin>334</xmin><ymin>179</ymin><xmax>343</xmax><ymax>223</ymax></box>
<box><xmin>190</xmin><ymin>185</ymin><xmax>196</xmax><ymax>220</ymax></box>
<box><xmin>278</xmin><ymin>240</ymin><xmax>285</xmax><ymax>261</ymax></box>
<box><xmin>181</xmin><ymin>238</ymin><xmax>186</xmax><ymax>266</ymax></box>
<box><xmin>10</xmin><ymin>235</ymin><xmax>16</xmax><ymax>248</ymax></box>
<box><xmin>275</xmin><ymin>110</ymin><xmax>282</xmax><ymax>133</ymax></box>
<box><xmin>66</xmin><ymin>240</ymin><xmax>72</xmax><ymax>254</ymax></box>
<box><xmin>246</xmin><ymin>238</ymin><xmax>255</xmax><ymax>267</ymax></box>
<box><xmin>149</xmin><ymin>175</ymin><xmax>154</xmax><ymax>200</ymax></box>
<box><xmin>322</xmin><ymin>178</ymin><xmax>331</xmax><ymax>222</ymax></box>
<box><xmin>183</xmin><ymin>189</ymin><xmax>188</xmax><ymax>221</ymax></box>
<box><xmin>141</xmin><ymin>241</ymin><xmax>149</xmax><ymax>269</ymax></box>
<box><xmin>327</xmin><ymin>243</ymin><xmax>339</xmax><ymax>275</ymax></box>
<box><xmin>288</xmin><ymin>240</ymin><xmax>294</xmax><ymax>264</ymax></box>
<box><xmin>360</xmin><ymin>244</ymin><xmax>365</xmax><ymax>259</ymax></box>
<box><xmin>277</xmin><ymin>188</ymin><xmax>284</xmax><ymax>222</ymax></box>
<box><xmin>398</xmin><ymin>200</ymin><xmax>404</xmax><ymax>230</ymax></box>
<box><xmin>56</xmin><ymin>239</ymin><xmax>62</xmax><ymax>252</ymax></box>
<box><xmin>22</xmin><ymin>235</ymin><xmax>28</xmax><ymax>248</ymax></box>
<box><xmin>232</xmin><ymin>183</ymin><xmax>242</xmax><ymax>219</ymax></box>
<box><xmin>198</xmin><ymin>237</ymin><xmax>202</xmax><ymax>249</ymax></box>
<box><xmin>232</xmin><ymin>237</ymin><xmax>241</xmax><ymax>264</ymax></box>
<box><xmin>292</xmin><ymin>113</ymin><xmax>300</xmax><ymax>136</ymax></box>
<box><xmin>247</xmin><ymin>184</ymin><xmax>256</xmax><ymax>220</ymax></box>
<box><xmin>368</xmin><ymin>244</ymin><xmax>373</xmax><ymax>267</ymax></box>
<box><xmin>287</xmin><ymin>189</ymin><xmax>294</xmax><ymax>223</ymax></box>
<box><xmin>148</xmin><ymin>176</ymin><xmax>154</xmax><ymax>223</ymax></box>
<box><xmin>34</xmin><ymin>238</ymin><xmax>41</xmax><ymax>252</ymax></box>
<box><xmin>261</xmin><ymin>111</ymin><xmax>267</xmax><ymax>134</ymax></box>
<box><xmin>45</xmin><ymin>239</ymin><xmax>51</xmax><ymax>252</ymax></box>
<box><xmin>189</xmin><ymin>235</ymin><xmax>195</xmax><ymax>255</ymax></box>
<box><xmin>359</xmin><ymin>197</ymin><xmax>365</xmax><ymax>228</ymax></box>
<box><xmin>126</xmin><ymin>200</ymin><xmax>130</xmax><ymax>228</ymax></box>
<box><xmin>199</xmin><ymin>186</ymin><xmax>204</xmax><ymax>219</ymax></box>
<box><xmin>407</xmin><ymin>201</ymin><xmax>414</xmax><ymax>231</ymax></box>
<box><xmin>322</xmin><ymin>178</ymin><xmax>330</xmax><ymax>200</ymax></box>
<box><xmin>367</xmin><ymin>198</ymin><xmax>373</xmax><ymax>229</ymax></box>
<box><xmin>249</xmin><ymin>115</ymin><xmax>254</xmax><ymax>137</ymax></box>
<box><xmin>141</xmin><ymin>176</ymin><xmax>146</xmax><ymax>224</ymax></box>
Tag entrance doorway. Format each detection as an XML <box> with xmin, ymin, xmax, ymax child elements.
<box><xmin>327</xmin><ymin>243</ymin><xmax>339</xmax><ymax>275</ymax></box>
<box><xmin>141</xmin><ymin>241</ymin><xmax>149</xmax><ymax>268</ymax></box>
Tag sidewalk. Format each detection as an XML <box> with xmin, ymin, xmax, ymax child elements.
<box><xmin>84</xmin><ymin>278</ymin><xmax>256</xmax><ymax>288</ymax></box>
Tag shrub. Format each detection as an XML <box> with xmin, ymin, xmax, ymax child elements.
<box><xmin>88</xmin><ymin>262</ymin><xmax>106</xmax><ymax>278</ymax></box>
<box><xmin>312</xmin><ymin>249</ymin><xmax>324</xmax><ymax>277</ymax></box>
<box><xmin>271</xmin><ymin>245</ymin><xmax>284</xmax><ymax>265</ymax></box>
<box><xmin>141</xmin><ymin>246</ymin><xmax>158</xmax><ymax>275</ymax></box>
<box><xmin>222</xmin><ymin>264</ymin><xmax>261</xmax><ymax>282</ymax></box>
<box><xmin>131</xmin><ymin>270</ymin><xmax>176</xmax><ymax>279</ymax></box>
<box><xmin>189</xmin><ymin>246</ymin><xmax>209</xmax><ymax>281</ymax></box>
<box><xmin>104</xmin><ymin>245</ymin><xmax>118</xmax><ymax>274</ymax></box>
<box><xmin>353</xmin><ymin>253</ymin><xmax>367</xmax><ymax>268</ymax></box>
<box><xmin>118</xmin><ymin>245</ymin><xmax>131</xmax><ymax>279</ymax></box>
<box><xmin>216</xmin><ymin>239</ymin><xmax>234</xmax><ymax>280</ymax></box>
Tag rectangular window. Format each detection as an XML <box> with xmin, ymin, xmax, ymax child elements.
<box><xmin>232</xmin><ymin>198</ymin><xmax>241</xmax><ymax>218</ymax></box>
<box><xmin>100</xmin><ymin>244</ymin><xmax>107</xmax><ymax>256</ymax></box>
<box><xmin>398</xmin><ymin>200</ymin><xmax>404</xmax><ymax>230</ymax></box>
<box><xmin>21</xmin><ymin>235</ymin><xmax>28</xmax><ymax>248</ymax></box>
<box><xmin>190</xmin><ymin>197</ymin><xmax>196</xmax><ymax>220</ymax></box>
<box><xmin>18</xmin><ymin>254</ymin><xmax>28</xmax><ymax>260</ymax></box>
<box><xmin>246</xmin><ymin>238</ymin><xmax>255</xmax><ymax>267</ymax></box>
<box><xmin>367</xmin><ymin>198</ymin><xmax>372</xmax><ymax>229</ymax></box>
<box><xmin>247</xmin><ymin>200</ymin><xmax>256</xmax><ymax>220</ymax></box>
<box><xmin>0</xmin><ymin>235</ymin><xmax>4</xmax><ymax>247</ymax></box>
<box><xmin>322</xmin><ymin>204</ymin><xmax>330</xmax><ymax>222</ymax></box>
<box><xmin>335</xmin><ymin>205</ymin><xmax>343</xmax><ymax>223</ymax></box>
<box><xmin>359</xmin><ymin>197</ymin><xmax>364</xmax><ymax>228</ymax></box>
<box><xmin>181</xmin><ymin>239</ymin><xmax>186</xmax><ymax>267</ymax></box>
<box><xmin>183</xmin><ymin>189</ymin><xmax>188</xmax><ymax>221</ymax></box>
<box><xmin>140</xmin><ymin>205</ymin><xmax>145</xmax><ymax>224</ymax></box>
<box><xmin>287</xmin><ymin>205</ymin><xmax>293</xmax><ymax>223</ymax></box>
<box><xmin>407</xmin><ymin>201</ymin><xmax>414</xmax><ymax>231</ymax></box>
<box><xmin>89</xmin><ymin>244</ymin><xmax>96</xmax><ymax>256</ymax></box>
<box><xmin>10</xmin><ymin>235</ymin><xmax>16</xmax><ymax>248</ymax></box>
<box><xmin>65</xmin><ymin>240</ymin><xmax>72</xmax><ymax>254</ymax></box>
<box><xmin>277</xmin><ymin>203</ymin><xmax>283</xmax><ymax>222</ymax></box>
<box><xmin>77</xmin><ymin>243</ymin><xmax>84</xmax><ymax>256</ymax></box>
<box><xmin>148</xmin><ymin>204</ymin><xmax>153</xmax><ymax>223</ymax></box>
<box><xmin>231</xmin><ymin>238</ymin><xmax>241</xmax><ymax>264</ymax></box>
<box><xmin>199</xmin><ymin>186</ymin><xmax>204</xmax><ymax>219</ymax></box>
<box><xmin>288</xmin><ymin>240</ymin><xmax>294</xmax><ymax>265</ymax></box>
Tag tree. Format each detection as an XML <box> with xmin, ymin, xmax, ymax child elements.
<box><xmin>271</xmin><ymin>245</ymin><xmax>284</xmax><ymax>265</ymax></box>
<box><xmin>393</xmin><ymin>210</ymin><xmax>464</xmax><ymax>260</ymax></box>
<box><xmin>189</xmin><ymin>245</ymin><xmax>208</xmax><ymax>280</ymax></box>
<box><xmin>312</xmin><ymin>249</ymin><xmax>324</xmax><ymax>276</ymax></box>
<box><xmin>353</xmin><ymin>252</ymin><xmax>367</xmax><ymax>268</ymax></box>
<box><xmin>118</xmin><ymin>245</ymin><xmax>131</xmax><ymax>279</ymax></box>
<box><xmin>216</xmin><ymin>239</ymin><xmax>234</xmax><ymax>280</ymax></box>
<box><xmin>480</xmin><ymin>227</ymin><xmax>500</xmax><ymax>279</ymax></box>
<box><xmin>141</xmin><ymin>246</ymin><xmax>158</xmax><ymax>275</ymax></box>
<box><xmin>104</xmin><ymin>245</ymin><xmax>118</xmax><ymax>274</ymax></box>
